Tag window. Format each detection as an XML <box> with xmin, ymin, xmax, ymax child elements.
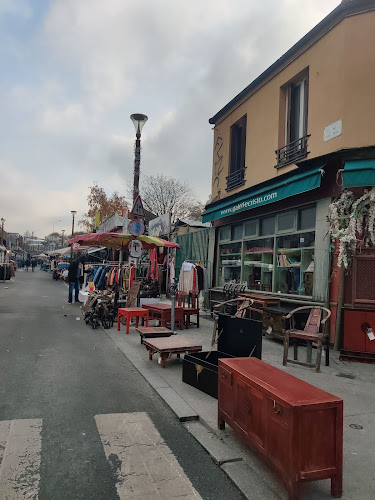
<box><xmin>216</xmin><ymin>205</ymin><xmax>316</xmax><ymax>296</ymax></box>
<box><xmin>226</xmin><ymin>115</ymin><xmax>247</xmax><ymax>191</ymax></box>
<box><xmin>276</xmin><ymin>71</ymin><xmax>309</xmax><ymax>167</ymax></box>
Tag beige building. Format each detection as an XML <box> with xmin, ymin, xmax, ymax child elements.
<box><xmin>203</xmin><ymin>0</ymin><xmax>375</xmax><ymax>354</ymax></box>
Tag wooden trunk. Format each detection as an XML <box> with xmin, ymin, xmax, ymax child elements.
<box><xmin>218</xmin><ymin>358</ymin><xmax>343</xmax><ymax>500</ymax></box>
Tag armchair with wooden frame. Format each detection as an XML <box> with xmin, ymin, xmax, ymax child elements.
<box><xmin>283</xmin><ymin>306</ymin><xmax>331</xmax><ymax>372</ymax></box>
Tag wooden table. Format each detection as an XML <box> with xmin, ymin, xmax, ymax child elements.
<box><xmin>218</xmin><ymin>358</ymin><xmax>343</xmax><ymax>500</ymax></box>
<box><xmin>143</xmin><ymin>336</ymin><xmax>202</xmax><ymax>368</ymax></box>
<box><xmin>117</xmin><ymin>307</ymin><xmax>149</xmax><ymax>334</ymax></box>
<box><xmin>142</xmin><ymin>303</ymin><xmax>184</xmax><ymax>329</ymax></box>
<box><xmin>237</xmin><ymin>292</ymin><xmax>281</xmax><ymax>309</ymax></box>
<box><xmin>136</xmin><ymin>326</ymin><xmax>172</xmax><ymax>344</ymax></box>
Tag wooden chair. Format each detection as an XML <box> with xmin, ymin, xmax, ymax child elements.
<box><xmin>176</xmin><ymin>291</ymin><xmax>186</xmax><ymax>307</ymax></box>
<box><xmin>184</xmin><ymin>290</ymin><xmax>200</xmax><ymax>328</ymax></box>
<box><xmin>283</xmin><ymin>306</ymin><xmax>331</xmax><ymax>372</ymax></box>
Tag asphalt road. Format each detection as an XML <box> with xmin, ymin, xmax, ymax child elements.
<box><xmin>0</xmin><ymin>269</ymin><xmax>244</xmax><ymax>500</ymax></box>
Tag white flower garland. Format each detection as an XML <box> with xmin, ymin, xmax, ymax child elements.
<box><xmin>328</xmin><ymin>188</ymin><xmax>375</xmax><ymax>268</ymax></box>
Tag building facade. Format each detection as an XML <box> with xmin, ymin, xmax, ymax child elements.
<box><xmin>203</xmin><ymin>0</ymin><xmax>375</xmax><ymax>350</ymax></box>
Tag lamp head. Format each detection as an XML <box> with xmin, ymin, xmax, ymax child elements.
<box><xmin>71</xmin><ymin>210</ymin><xmax>77</xmax><ymax>217</ymax></box>
<box><xmin>130</xmin><ymin>114</ymin><xmax>148</xmax><ymax>139</ymax></box>
<box><xmin>1</xmin><ymin>218</ymin><xmax>4</xmax><ymax>224</ymax></box>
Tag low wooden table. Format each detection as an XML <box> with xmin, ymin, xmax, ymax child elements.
<box><xmin>142</xmin><ymin>303</ymin><xmax>184</xmax><ymax>329</ymax></box>
<box><xmin>143</xmin><ymin>336</ymin><xmax>202</xmax><ymax>368</ymax></box>
<box><xmin>117</xmin><ymin>307</ymin><xmax>149</xmax><ymax>334</ymax></box>
<box><xmin>136</xmin><ymin>326</ymin><xmax>172</xmax><ymax>344</ymax></box>
<box><xmin>237</xmin><ymin>292</ymin><xmax>281</xmax><ymax>309</ymax></box>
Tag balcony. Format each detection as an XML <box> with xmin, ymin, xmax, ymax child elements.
<box><xmin>226</xmin><ymin>167</ymin><xmax>246</xmax><ymax>191</ymax></box>
<box><xmin>275</xmin><ymin>135</ymin><xmax>310</xmax><ymax>168</ymax></box>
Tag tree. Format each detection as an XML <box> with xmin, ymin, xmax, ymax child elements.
<box><xmin>80</xmin><ymin>183</ymin><xmax>128</xmax><ymax>231</ymax></box>
<box><xmin>141</xmin><ymin>174</ymin><xmax>202</xmax><ymax>223</ymax></box>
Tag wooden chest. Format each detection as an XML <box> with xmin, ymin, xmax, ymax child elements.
<box><xmin>182</xmin><ymin>314</ymin><xmax>262</xmax><ymax>398</ymax></box>
<box><xmin>218</xmin><ymin>358</ymin><xmax>343</xmax><ymax>500</ymax></box>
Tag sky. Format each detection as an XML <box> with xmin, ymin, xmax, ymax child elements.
<box><xmin>0</xmin><ymin>0</ymin><xmax>340</xmax><ymax>238</ymax></box>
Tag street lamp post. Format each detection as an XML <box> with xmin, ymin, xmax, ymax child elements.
<box><xmin>1</xmin><ymin>218</ymin><xmax>4</xmax><ymax>246</ymax></box>
<box><xmin>130</xmin><ymin>114</ymin><xmax>148</xmax><ymax>204</ymax></box>
<box><xmin>71</xmin><ymin>211</ymin><xmax>77</xmax><ymax>257</ymax></box>
<box><xmin>61</xmin><ymin>229</ymin><xmax>65</xmax><ymax>247</ymax></box>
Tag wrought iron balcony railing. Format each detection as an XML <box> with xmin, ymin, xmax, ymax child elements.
<box><xmin>275</xmin><ymin>134</ymin><xmax>310</xmax><ymax>167</ymax></box>
<box><xmin>226</xmin><ymin>167</ymin><xmax>246</xmax><ymax>191</ymax></box>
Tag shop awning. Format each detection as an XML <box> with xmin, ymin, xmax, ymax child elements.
<box><xmin>202</xmin><ymin>165</ymin><xmax>324</xmax><ymax>223</ymax></box>
<box><xmin>342</xmin><ymin>159</ymin><xmax>375</xmax><ymax>188</ymax></box>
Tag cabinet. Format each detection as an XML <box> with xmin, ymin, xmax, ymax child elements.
<box><xmin>276</xmin><ymin>247</ymin><xmax>314</xmax><ymax>295</ymax></box>
<box><xmin>218</xmin><ymin>358</ymin><xmax>343</xmax><ymax>500</ymax></box>
<box><xmin>340</xmin><ymin>308</ymin><xmax>375</xmax><ymax>362</ymax></box>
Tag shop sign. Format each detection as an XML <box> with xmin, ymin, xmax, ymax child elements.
<box><xmin>129</xmin><ymin>239</ymin><xmax>143</xmax><ymax>258</ymax></box>
<box><xmin>148</xmin><ymin>213</ymin><xmax>170</xmax><ymax>237</ymax></box>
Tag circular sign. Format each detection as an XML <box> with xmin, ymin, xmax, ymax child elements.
<box><xmin>129</xmin><ymin>239</ymin><xmax>143</xmax><ymax>258</ymax></box>
<box><xmin>129</xmin><ymin>219</ymin><xmax>145</xmax><ymax>236</ymax></box>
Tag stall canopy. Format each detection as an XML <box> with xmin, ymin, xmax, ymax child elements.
<box><xmin>342</xmin><ymin>159</ymin><xmax>375</xmax><ymax>188</ymax></box>
<box><xmin>68</xmin><ymin>232</ymin><xmax>180</xmax><ymax>250</ymax></box>
<box><xmin>202</xmin><ymin>165</ymin><xmax>325</xmax><ymax>223</ymax></box>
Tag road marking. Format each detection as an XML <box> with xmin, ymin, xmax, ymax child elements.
<box><xmin>0</xmin><ymin>419</ymin><xmax>42</xmax><ymax>499</ymax></box>
<box><xmin>95</xmin><ymin>412</ymin><xmax>201</xmax><ymax>499</ymax></box>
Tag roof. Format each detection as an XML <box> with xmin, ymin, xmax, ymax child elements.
<box><xmin>209</xmin><ymin>0</ymin><xmax>375</xmax><ymax>125</ymax></box>
<box><xmin>175</xmin><ymin>218</ymin><xmax>211</xmax><ymax>228</ymax></box>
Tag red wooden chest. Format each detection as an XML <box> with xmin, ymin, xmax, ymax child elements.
<box><xmin>218</xmin><ymin>358</ymin><xmax>343</xmax><ymax>500</ymax></box>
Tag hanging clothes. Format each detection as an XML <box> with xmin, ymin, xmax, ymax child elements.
<box><xmin>178</xmin><ymin>261</ymin><xmax>198</xmax><ymax>293</ymax></box>
<box><xmin>148</xmin><ymin>248</ymin><xmax>159</xmax><ymax>280</ymax></box>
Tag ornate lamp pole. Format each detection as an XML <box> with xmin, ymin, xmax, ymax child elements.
<box><xmin>130</xmin><ymin>114</ymin><xmax>148</xmax><ymax>204</ymax></box>
<box><xmin>1</xmin><ymin>218</ymin><xmax>4</xmax><ymax>246</ymax></box>
<box><xmin>61</xmin><ymin>229</ymin><xmax>65</xmax><ymax>247</ymax></box>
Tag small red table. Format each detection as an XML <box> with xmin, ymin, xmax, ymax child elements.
<box><xmin>117</xmin><ymin>307</ymin><xmax>149</xmax><ymax>334</ymax></box>
<box><xmin>142</xmin><ymin>303</ymin><xmax>184</xmax><ymax>329</ymax></box>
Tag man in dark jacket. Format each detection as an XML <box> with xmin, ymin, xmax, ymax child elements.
<box><xmin>67</xmin><ymin>255</ymin><xmax>87</xmax><ymax>304</ymax></box>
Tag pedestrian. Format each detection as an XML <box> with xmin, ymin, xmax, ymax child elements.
<box><xmin>25</xmin><ymin>258</ymin><xmax>30</xmax><ymax>272</ymax></box>
<box><xmin>67</xmin><ymin>255</ymin><xmax>87</xmax><ymax>304</ymax></box>
<box><xmin>31</xmin><ymin>259</ymin><xmax>37</xmax><ymax>272</ymax></box>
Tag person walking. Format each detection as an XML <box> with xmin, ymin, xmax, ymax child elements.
<box><xmin>67</xmin><ymin>255</ymin><xmax>87</xmax><ymax>304</ymax></box>
<box><xmin>25</xmin><ymin>258</ymin><xmax>30</xmax><ymax>272</ymax></box>
<box><xmin>31</xmin><ymin>259</ymin><xmax>37</xmax><ymax>272</ymax></box>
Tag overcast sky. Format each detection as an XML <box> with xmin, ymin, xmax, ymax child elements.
<box><xmin>0</xmin><ymin>0</ymin><xmax>339</xmax><ymax>238</ymax></box>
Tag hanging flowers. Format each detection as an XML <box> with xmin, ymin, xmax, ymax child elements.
<box><xmin>328</xmin><ymin>187</ymin><xmax>375</xmax><ymax>268</ymax></box>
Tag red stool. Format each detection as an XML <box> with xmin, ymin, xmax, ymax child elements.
<box><xmin>117</xmin><ymin>307</ymin><xmax>149</xmax><ymax>334</ymax></box>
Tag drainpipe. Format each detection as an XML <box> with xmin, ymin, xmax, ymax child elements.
<box><xmin>334</xmin><ymin>266</ymin><xmax>345</xmax><ymax>351</ymax></box>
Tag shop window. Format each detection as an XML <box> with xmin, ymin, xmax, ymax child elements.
<box><xmin>219</xmin><ymin>227</ymin><xmax>231</xmax><ymax>242</ymax></box>
<box><xmin>232</xmin><ymin>224</ymin><xmax>243</xmax><ymax>241</ymax></box>
<box><xmin>242</xmin><ymin>238</ymin><xmax>274</xmax><ymax>292</ymax></box>
<box><xmin>261</xmin><ymin>216</ymin><xmax>275</xmax><ymax>236</ymax></box>
<box><xmin>299</xmin><ymin>206</ymin><xmax>316</xmax><ymax>230</ymax></box>
<box><xmin>217</xmin><ymin>242</ymin><xmax>242</xmax><ymax>286</ymax></box>
<box><xmin>277</xmin><ymin>211</ymin><xmax>297</xmax><ymax>233</ymax></box>
<box><xmin>226</xmin><ymin>115</ymin><xmax>247</xmax><ymax>191</ymax></box>
<box><xmin>276</xmin><ymin>231</ymin><xmax>315</xmax><ymax>296</ymax></box>
<box><xmin>244</xmin><ymin>220</ymin><xmax>258</xmax><ymax>238</ymax></box>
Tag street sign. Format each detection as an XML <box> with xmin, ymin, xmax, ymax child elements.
<box><xmin>129</xmin><ymin>219</ymin><xmax>145</xmax><ymax>236</ymax></box>
<box><xmin>129</xmin><ymin>239</ymin><xmax>143</xmax><ymax>258</ymax></box>
<box><xmin>130</xmin><ymin>195</ymin><xmax>146</xmax><ymax>218</ymax></box>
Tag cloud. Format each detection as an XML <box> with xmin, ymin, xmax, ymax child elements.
<box><xmin>0</xmin><ymin>0</ymin><xmax>340</xmax><ymax>237</ymax></box>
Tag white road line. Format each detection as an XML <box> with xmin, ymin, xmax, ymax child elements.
<box><xmin>95</xmin><ymin>412</ymin><xmax>201</xmax><ymax>499</ymax></box>
<box><xmin>0</xmin><ymin>419</ymin><xmax>42</xmax><ymax>499</ymax></box>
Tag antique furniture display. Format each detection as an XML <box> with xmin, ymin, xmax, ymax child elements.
<box><xmin>136</xmin><ymin>326</ymin><xmax>173</xmax><ymax>344</ymax></box>
<box><xmin>218</xmin><ymin>358</ymin><xmax>343</xmax><ymax>500</ymax></box>
<box><xmin>183</xmin><ymin>313</ymin><xmax>262</xmax><ymax>398</ymax></box>
<box><xmin>283</xmin><ymin>306</ymin><xmax>331</xmax><ymax>372</ymax></box>
<box><xmin>340</xmin><ymin>308</ymin><xmax>375</xmax><ymax>363</ymax></box>
<box><xmin>117</xmin><ymin>307</ymin><xmax>149</xmax><ymax>334</ymax></box>
<box><xmin>143</xmin><ymin>336</ymin><xmax>202</xmax><ymax>368</ymax></box>
<box><xmin>262</xmin><ymin>304</ymin><xmax>297</xmax><ymax>338</ymax></box>
<box><xmin>142</xmin><ymin>303</ymin><xmax>184</xmax><ymax>329</ymax></box>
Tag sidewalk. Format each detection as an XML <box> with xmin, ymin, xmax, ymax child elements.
<box><xmin>104</xmin><ymin>304</ymin><xmax>375</xmax><ymax>500</ymax></box>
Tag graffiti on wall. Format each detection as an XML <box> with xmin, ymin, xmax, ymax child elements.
<box><xmin>213</xmin><ymin>135</ymin><xmax>224</xmax><ymax>195</ymax></box>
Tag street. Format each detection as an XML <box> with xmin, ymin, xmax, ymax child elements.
<box><xmin>0</xmin><ymin>270</ymin><xmax>244</xmax><ymax>500</ymax></box>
